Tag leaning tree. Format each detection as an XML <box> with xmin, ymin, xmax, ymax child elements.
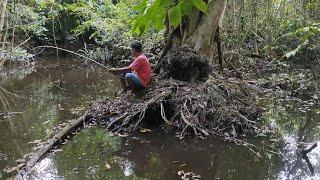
<box><xmin>133</xmin><ymin>0</ymin><xmax>227</xmax><ymax>81</ymax></box>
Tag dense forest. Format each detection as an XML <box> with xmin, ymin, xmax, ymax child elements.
<box><xmin>0</xmin><ymin>0</ymin><xmax>320</xmax><ymax>179</ymax></box>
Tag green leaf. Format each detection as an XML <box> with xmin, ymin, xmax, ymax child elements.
<box><xmin>192</xmin><ymin>0</ymin><xmax>208</xmax><ymax>13</ymax></box>
<box><xmin>159</xmin><ymin>0</ymin><xmax>173</xmax><ymax>7</ymax></box>
<box><xmin>168</xmin><ymin>4</ymin><xmax>182</xmax><ymax>28</ymax></box>
<box><xmin>133</xmin><ymin>0</ymin><xmax>148</xmax><ymax>12</ymax></box>
<box><xmin>284</xmin><ymin>49</ymin><xmax>298</xmax><ymax>58</ymax></box>
<box><xmin>180</xmin><ymin>0</ymin><xmax>194</xmax><ymax>16</ymax></box>
<box><xmin>154</xmin><ymin>10</ymin><xmax>165</xmax><ymax>30</ymax></box>
<box><xmin>284</xmin><ymin>40</ymin><xmax>309</xmax><ymax>59</ymax></box>
<box><xmin>133</xmin><ymin>15</ymin><xmax>148</xmax><ymax>35</ymax></box>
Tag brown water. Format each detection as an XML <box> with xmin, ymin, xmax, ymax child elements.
<box><xmin>0</xmin><ymin>58</ymin><xmax>320</xmax><ymax>180</ymax></box>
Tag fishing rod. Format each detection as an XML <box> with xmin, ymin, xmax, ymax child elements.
<box><xmin>31</xmin><ymin>45</ymin><xmax>111</xmax><ymax>70</ymax></box>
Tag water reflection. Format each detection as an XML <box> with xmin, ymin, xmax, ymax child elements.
<box><xmin>0</xmin><ymin>57</ymin><xmax>117</xmax><ymax>179</ymax></box>
<box><xmin>1</xmin><ymin>58</ymin><xmax>320</xmax><ymax>179</ymax></box>
<box><xmin>30</xmin><ymin>158</ymin><xmax>63</xmax><ymax>180</ymax></box>
<box><xmin>262</xmin><ymin>95</ymin><xmax>320</xmax><ymax>180</ymax></box>
<box><xmin>28</xmin><ymin>128</ymin><xmax>138</xmax><ymax>180</ymax></box>
<box><xmin>26</xmin><ymin>128</ymin><xmax>281</xmax><ymax>180</ymax></box>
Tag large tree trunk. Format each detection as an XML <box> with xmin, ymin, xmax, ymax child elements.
<box><xmin>159</xmin><ymin>0</ymin><xmax>227</xmax><ymax>81</ymax></box>
<box><xmin>182</xmin><ymin>0</ymin><xmax>227</xmax><ymax>62</ymax></box>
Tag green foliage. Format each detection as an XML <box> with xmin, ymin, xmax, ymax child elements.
<box><xmin>7</xmin><ymin>3</ymin><xmax>48</xmax><ymax>37</ymax></box>
<box><xmin>0</xmin><ymin>47</ymin><xmax>35</xmax><ymax>62</ymax></box>
<box><xmin>222</xmin><ymin>0</ymin><xmax>320</xmax><ymax>64</ymax></box>
<box><xmin>284</xmin><ymin>23</ymin><xmax>320</xmax><ymax>59</ymax></box>
<box><xmin>66</xmin><ymin>0</ymin><xmax>135</xmax><ymax>44</ymax></box>
<box><xmin>168</xmin><ymin>4</ymin><xmax>182</xmax><ymax>29</ymax></box>
<box><xmin>5</xmin><ymin>0</ymin><xmax>75</xmax><ymax>45</ymax></box>
<box><xmin>2</xmin><ymin>0</ymin><xmax>166</xmax><ymax>64</ymax></box>
<box><xmin>192</xmin><ymin>0</ymin><xmax>208</xmax><ymax>13</ymax></box>
<box><xmin>6</xmin><ymin>0</ymin><xmax>318</xmax><ymax>66</ymax></box>
<box><xmin>132</xmin><ymin>0</ymin><xmax>208</xmax><ymax>35</ymax></box>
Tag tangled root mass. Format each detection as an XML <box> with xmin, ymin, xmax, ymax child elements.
<box><xmin>158</xmin><ymin>46</ymin><xmax>209</xmax><ymax>82</ymax></box>
<box><xmin>87</xmin><ymin>75</ymin><xmax>265</xmax><ymax>139</ymax></box>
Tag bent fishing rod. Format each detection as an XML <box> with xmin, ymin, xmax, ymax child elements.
<box><xmin>32</xmin><ymin>45</ymin><xmax>111</xmax><ymax>70</ymax></box>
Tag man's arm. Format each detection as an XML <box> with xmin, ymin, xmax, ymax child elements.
<box><xmin>109</xmin><ymin>66</ymin><xmax>132</xmax><ymax>74</ymax></box>
<box><xmin>110</xmin><ymin>57</ymin><xmax>141</xmax><ymax>74</ymax></box>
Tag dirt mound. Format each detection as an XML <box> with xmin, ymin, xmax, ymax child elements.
<box><xmin>87</xmin><ymin>75</ymin><xmax>265</xmax><ymax>140</ymax></box>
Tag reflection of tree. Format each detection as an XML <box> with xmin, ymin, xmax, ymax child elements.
<box><xmin>0</xmin><ymin>65</ymin><xmax>34</xmax><ymax>85</ymax></box>
<box><xmin>0</xmin><ymin>60</ymin><xmax>117</xmax><ymax>177</ymax></box>
<box><xmin>0</xmin><ymin>86</ymin><xmax>22</xmax><ymax>172</ymax></box>
<box><xmin>0</xmin><ymin>78</ymin><xmax>61</xmax><ymax>173</ymax></box>
<box><xmin>52</xmin><ymin>129</ymin><xmax>127</xmax><ymax>180</ymax></box>
<box><xmin>113</xmin><ymin>134</ymin><xmax>215</xmax><ymax>179</ymax></box>
<box><xmin>113</xmin><ymin>133</ymin><xmax>277</xmax><ymax>179</ymax></box>
<box><xmin>0</xmin><ymin>86</ymin><xmax>16</xmax><ymax>111</ymax></box>
<box><xmin>0</xmin><ymin>82</ymin><xmax>58</xmax><ymax>173</ymax></box>
<box><xmin>264</xmin><ymin>98</ymin><xmax>320</xmax><ymax>178</ymax></box>
<box><xmin>287</xmin><ymin>112</ymin><xmax>319</xmax><ymax>178</ymax></box>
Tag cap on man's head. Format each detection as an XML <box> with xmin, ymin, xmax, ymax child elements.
<box><xmin>131</xmin><ymin>41</ymin><xmax>143</xmax><ymax>52</ymax></box>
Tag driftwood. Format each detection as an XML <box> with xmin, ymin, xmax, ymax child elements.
<box><xmin>14</xmin><ymin>114</ymin><xmax>87</xmax><ymax>180</ymax></box>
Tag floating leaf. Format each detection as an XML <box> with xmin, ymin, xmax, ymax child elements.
<box><xmin>139</xmin><ymin>128</ymin><xmax>152</xmax><ymax>133</ymax></box>
<box><xmin>180</xmin><ymin>163</ymin><xmax>187</xmax><ymax>167</ymax></box>
<box><xmin>52</xmin><ymin>149</ymin><xmax>63</xmax><ymax>153</ymax></box>
<box><xmin>28</xmin><ymin>139</ymin><xmax>42</xmax><ymax>145</ymax></box>
<box><xmin>5</xmin><ymin>163</ymin><xmax>25</xmax><ymax>174</ymax></box>
<box><xmin>105</xmin><ymin>163</ymin><xmax>111</xmax><ymax>170</ymax></box>
<box><xmin>178</xmin><ymin>170</ymin><xmax>184</xmax><ymax>176</ymax></box>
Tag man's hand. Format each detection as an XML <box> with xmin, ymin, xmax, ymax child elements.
<box><xmin>109</xmin><ymin>67</ymin><xmax>131</xmax><ymax>74</ymax></box>
<box><xmin>109</xmin><ymin>68</ymin><xmax>119</xmax><ymax>74</ymax></box>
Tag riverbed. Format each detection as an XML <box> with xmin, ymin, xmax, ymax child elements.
<box><xmin>1</xmin><ymin>57</ymin><xmax>319</xmax><ymax>179</ymax></box>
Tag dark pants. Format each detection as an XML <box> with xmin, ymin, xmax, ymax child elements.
<box><xmin>120</xmin><ymin>72</ymin><xmax>145</xmax><ymax>92</ymax></box>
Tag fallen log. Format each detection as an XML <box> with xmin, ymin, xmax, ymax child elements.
<box><xmin>14</xmin><ymin>114</ymin><xmax>87</xmax><ymax>180</ymax></box>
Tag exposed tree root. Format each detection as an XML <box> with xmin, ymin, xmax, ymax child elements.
<box><xmin>157</xmin><ymin>46</ymin><xmax>209</xmax><ymax>82</ymax></box>
<box><xmin>88</xmin><ymin>75</ymin><xmax>265</xmax><ymax>140</ymax></box>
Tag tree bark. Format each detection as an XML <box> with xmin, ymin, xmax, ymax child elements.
<box><xmin>252</xmin><ymin>0</ymin><xmax>259</xmax><ymax>55</ymax></box>
<box><xmin>0</xmin><ymin>0</ymin><xmax>8</xmax><ymax>43</ymax></box>
<box><xmin>10</xmin><ymin>0</ymin><xmax>16</xmax><ymax>52</ymax></box>
<box><xmin>215</xmin><ymin>26</ymin><xmax>223</xmax><ymax>69</ymax></box>
<box><xmin>168</xmin><ymin>0</ymin><xmax>227</xmax><ymax>63</ymax></box>
<box><xmin>158</xmin><ymin>0</ymin><xmax>227</xmax><ymax>81</ymax></box>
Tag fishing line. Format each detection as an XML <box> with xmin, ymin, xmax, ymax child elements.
<box><xmin>31</xmin><ymin>46</ymin><xmax>110</xmax><ymax>70</ymax></box>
